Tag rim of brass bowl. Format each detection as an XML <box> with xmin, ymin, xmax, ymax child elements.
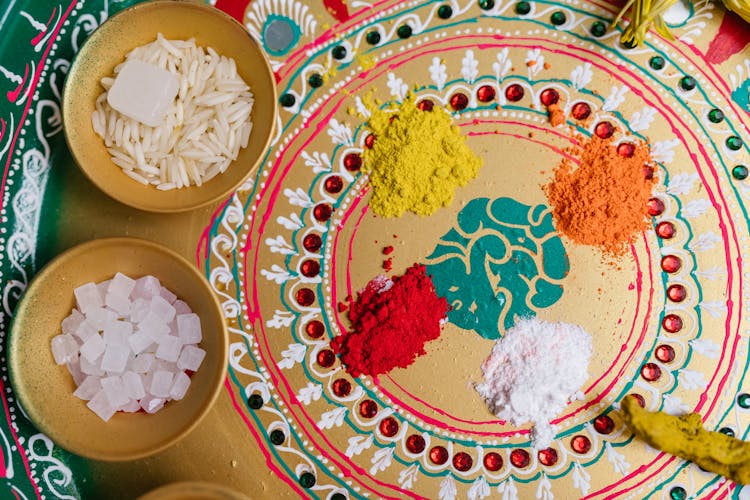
<box><xmin>7</xmin><ymin>237</ymin><xmax>229</xmax><ymax>461</ymax></box>
<box><xmin>138</xmin><ymin>481</ymin><xmax>251</xmax><ymax>500</ymax></box>
<box><xmin>62</xmin><ymin>1</ymin><xmax>277</xmax><ymax>213</ymax></box>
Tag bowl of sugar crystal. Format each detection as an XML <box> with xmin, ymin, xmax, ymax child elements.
<box><xmin>7</xmin><ymin>238</ymin><xmax>228</xmax><ymax>461</ymax></box>
<box><xmin>62</xmin><ymin>0</ymin><xmax>277</xmax><ymax>212</ymax></box>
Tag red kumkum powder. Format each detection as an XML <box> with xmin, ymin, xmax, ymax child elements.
<box><xmin>332</xmin><ymin>264</ymin><xmax>448</xmax><ymax>377</ymax></box>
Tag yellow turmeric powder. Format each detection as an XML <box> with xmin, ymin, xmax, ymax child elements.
<box><xmin>621</xmin><ymin>395</ymin><xmax>750</xmax><ymax>484</ymax></box>
<box><xmin>362</xmin><ymin>96</ymin><xmax>482</xmax><ymax>217</ymax></box>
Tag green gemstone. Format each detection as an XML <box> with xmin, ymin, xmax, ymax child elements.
<box><xmin>366</xmin><ymin>30</ymin><xmax>381</xmax><ymax>45</ymax></box>
<box><xmin>299</xmin><ymin>472</ymin><xmax>316</xmax><ymax>488</ymax></box>
<box><xmin>308</xmin><ymin>73</ymin><xmax>324</xmax><ymax>88</ymax></box>
<box><xmin>719</xmin><ymin>427</ymin><xmax>735</xmax><ymax>437</ymax></box>
<box><xmin>270</xmin><ymin>429</ymin><xmax>286</xmax><ymax>445</ymax></box>
<box><xmin>650</xmin><ymin>56</ymin><xmax>665</xmax><ymax>70</ymax></box>
<box><xmin>515</xmin><ymin>1</ymin><xmax>531</xmax><ymax>14</ymax></box>
<box><xmin>332</xmin><ymin>45</ymin><xmax>347</xmax><ymax>60</ymax></box>
<box><xmin>479</xmin><ymin>0</ymin><xmax>495</xmax><ymax>9</ymax></box>
<box><xmin>280</xmin><ymin>93</ymin><xmax>296</xmax><ymax>107</ymax></box>
<box><xmin>733</xmin><ymin>165</ymin><xmax>749</xmax><ymax>180</ymax></box>
<box><xmin>331</xmin><ymin>494</ymin><xmax>347</xmax><ymax>500</ymax></box>
<box><xmin>622</xmin><ymin>38</ymin><xmax>637</xmax><ymax>49</ymax></box>
<box><xmin>550</xmin><ymin>11</ymin><xmax>566</xmax><ymax>25</ymax></box>
<box><xmin>397</xmin><ymin>24</ymin><xmax>413</xmax><ymax>39</ymax></box>
<box><xmin>679</xmin><ymin>76</ymin><xmax>696</xmax><ymax>91</ymax></box>
<box><xmin>738</xmin><ymin>393</ymin><xmax>750</xmax><ymax>408</ymax></box>
<box><xmin>591</xmin><ymin>21</ymin><xmax>606</xmax><ymax>37</ymax></box>
<box><xmin>438</xmin><ymin>4</ymin><xmax>453</xmax><ymax>18</ymax></box>
<box><xmin>669</xmin><ymin>486</ymin><xmax>686</xmax><ymax>500</ymax></box>
<box><xmin>248</xmin><ymin>394</ymin><xmax>264</xmax><ymax>409</ymax></box>
<box><xmin>708</xmin><ymin>108</ymin><xmax>724</xmax><ymax>123</ymax></box>
<box><xmin>727</xmin><ymin>136</ymin><xmax>743</xmax><ymax>151</ymax></box>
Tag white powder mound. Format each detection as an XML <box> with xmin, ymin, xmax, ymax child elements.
<box><xmin>475</xmin><ymin>317</ymin><xmax>593</xmax><ymax>450</ymax></box>
<box><xmin>51</xmin><ymin>273</ymin><xmax>206</xmax><ymax>422</ymax></box>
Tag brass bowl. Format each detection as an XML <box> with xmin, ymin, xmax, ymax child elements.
<box><xmin>138</xmin><ymin>481</ymin><xmax>251</xmax><ymax>500</ymax></box>
<box><xmin>62</xmin><ymin>1</ymin><xmax>277</xmax><ymax>212</ymax></box>
<box><xmin>7</xmin><ymin>238</ymin><xmax>229</xmax><ymax>461</ymax></box>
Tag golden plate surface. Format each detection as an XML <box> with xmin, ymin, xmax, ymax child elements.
<box><xmin>62</xmin><ymin>0</ymin><xmax>278</xmax><ymax>213</ymax></box>
<box><xmin>7</xmin><ymin>237</ymin><xmax>229</xmax><ymax>461</ymax></box>
<box><xmin>137</xmin><ymin>481</ymin><xmax>251</xmax><ymax>500</ymax></box>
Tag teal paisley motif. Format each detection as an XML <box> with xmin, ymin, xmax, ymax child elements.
<box><xmin>424</xmin><ymin>198</ymin><xmax>569</xmax><ymax>339</ymax></box>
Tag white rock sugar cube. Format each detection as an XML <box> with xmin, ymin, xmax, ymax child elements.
<box><xmin>51</xmin><ymin>334</ymin><xmax>78</xmax><ymax>365</ymax></box>
<box><xmin>109</xmin><ymin>272</ymin><xmax>136</xmax><ymax>298</ymax></box>
<box><xmin>101</xmin><ymin>375</ymin><xmax>130</xmax><ymax>408</ymax></box>
<box><xmin>66</xmin><ymin>359</ymin><xmax>86</xmax><ymax>386</ymax></box>
<box><xmin>122</xmin><ymin>371</ymin><xmax>146</xmax><ymax>400</ymax></box>
<box><xmin>101</xmin><ymin>344</ymin><xmax>129</xmax><ymax>373</ymax></box>
<box><xmin>173</xmin><ymin>300</ymin><xmax>191</xmax><ymax>315</ymax></box>
<box><xmin>80</xmin><ymin>355</ymin><xmax>105</xmax><ymax>376</ymax></box>
<box><xmin>150</xmin><ymin>295</ymin><xmax>176</xmax><ymax>324</ymax></box>
<box><xmin>62</xmin><ymin>309</ymin><xmax>85</xmax><ymax>335</ymax></box>
<box><xmin>169</xmin><ymin>372</ymin><xmax>191</xmax><ymax>401</ymax></box>
<box><xmin>105</xmin><ymin>292</ymin><xmax>131</xmax><ymax>316</ymax></box>
<box><xmin>140</xmin><ymin>395</ymin><xmax>165</xmax><ymax>414</ymax></box>
<box><xmin>74</xmin><ymin>320</ymin><xmax>98</xmax><ymax>343</ymax></box>
<box><xmin>87</xmin><ymin>390</ymin><xmax>116</xmax><ymax>422</ymax></box>
<box><xmin>130</xmin><ymin>298</ymin><xmax>150</xmax><ymax>323</ymax></box>
<box><xmin>177</xmin><ymin>345</ymin><xmax>206</xmax><ymax>372</ymax></box>
<box><xmin>103</xmin><ymin>320</ymin><xmax>132</xmax><ymax>346</ymax></box>
<box><xmin>73</xmin><ymin>375</ymin><xmax>101</xmax><ymax>401</ymax></box>
<box><xmin>160</xmin><ymin>286</ymin><xmax>177</xmax><ymax>305</ymax></box>
<box><xmin>107</xmin><ymin>59</ymin><xmax>179</xmax><ymax>127</ymax></box>
<box><xmin>156</xmin><ymin>336</ymin><xmax>183</xmax><ymax>363</ymax></box>
<box><xmin>80</xmin><ymin>334</ymin><xmax>106</xmax><ymax>362</ymax></box>
<box><xmin>87</xmin><ymin>307</ymin><xmax>118</xmax><ymax>331</ymax></box>
<box><xmin>139</xmin><ymin>311</ymin><xmax>170</xmax><ymax>339</ymax></box>
<box><xmin>128</xmin><ymin>330</ymin><xmax>153</xmax><ymax>355</ymax></box>
<box><xmin>176</xmin><ymin>314</ymin><xmax>201</xmax><ymax>344</ymax></box>
<box><xmin>149</xmin><ymin>370</ymin><xmax>174</xmax><ymax>398</ymax></box>
<box><xmin>119</xmin><ymin>399</ymin><xmax>141</xmax><ymax>413</ymax></box>
<box><xmin>74</xmin><ymin>282</ymin><xmax>103</xmax><ymax>314</ymax></box>
<box><xmin>97</xmin><ymin>280</ymin><xmax>111</xmax><ymax>301</ymax></box>
<box><xmin>133</xmin><ymin>276</ymin><xmax>162</xmax><ymax>301</ymax></box>
<box><xmin>130</xmin><ymin>353</ymin><xmax>154</xmax><ymax>373</ymax></box>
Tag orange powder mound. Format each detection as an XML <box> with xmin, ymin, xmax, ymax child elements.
<box><xmin>543</xmin><ymin>135</ymin><xmax>656</xmax><ymax>256</ymax></box>
<box><xmin>547</xmin><ymin>103</ymin><xmax>565</xmax><ymax>126</ymax></box>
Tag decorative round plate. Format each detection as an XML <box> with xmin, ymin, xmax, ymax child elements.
<box><xmin>202</xmin><ymin>0</ymin><xmax>750</xmax><ymax>498</ymax></box>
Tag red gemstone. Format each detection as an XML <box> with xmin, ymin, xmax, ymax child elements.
<box><xmin>295</xmin><ymin>288</ymin><xmax>315</xmax><ymax>306</ymax></box>
<box><xmin>430</xmin><ymin>446</ymin><xmax>449</xmax><ymax>465</ymax></box>
<box><xmin>540</xmin><ymin>88</ymin><xmax>560</xmax><ymax>106</ymax></box>
<box><xmin>332</xmin><ymin>378</ymin><xmax>351</xmax><ymax>397</ymax></box>
<box><xmin>510</xmin><ymin>449</ymin><xmax>530</xmax><ymax>468</ymax></box>
<box><xmin>324</xmin><ymin>175</ymin><xmax>343</xmax><ymax>194</ymax></box>
<box><xmin>406</xmin><ymin>434</ymin><xmax>426</xmax><ymax>454</ymax></box>
<box><xmin>317</xmin><ymin>349</ymin><xmax>335</xmax><ymax>368</ymax></box>
<box><xmin>571</xmin><ymin>435</ymin><xmax>591</xmax><ymax>454</ymax></box>
<box><xmin>483</xmin><ymin>452</ymin><xmax>503</xmax><ymax>471</ymax></box>
<box><xmin>538</xmin><ymin>448</ymin><xmax>558</xmax><ymax>466</ymax></box>
<box><xmin>667</xmin><ymin>284</ymin><xmax>687</xmax><ymax>302</ymax></box>
<box><xmin>417</xmin><ymin>99</ymin><xmax>434</xmax><ymax>111</ymax></box>
<box><xmin>662</xmin><ymin>314</ymin><xmax>683</xmax><ymax>333</ymax></box>
<box><xmin>595</xmin><ymin>121</ymin><xmax>614</xmax><ymax>138</ymax></box>
<box><xmin>643</xmin><ymin>165</ymin><xmax>654</xmax><ymax>180</ymax></box>
<box><xmin>379</xmin><ymin>417</ymin><xmax>399</xmax><ymax>437</ymax></box>
<box><xmin>656</xmin><ymin>221</ymin><xmax>676</xmax><ymax>239</ymax></box>
<box><xmin>453</xmin><ymin>452</ymin><xmax>473</xmax><ymax>472</ymax></box>
<box><xmin>571</xmin><ymin>102</ymin><xmax>591</xmax><ymax>120</ymax></box>
<box><xmin>477</xmin><ymin>85</ymin><xmax>496</xmax><ymax>103</ymax></box>
<box><xmin>365</xmin><ymin>134</ymin><xmax>375</xmax><ymax>148</ymax></box>
<box><xmin>641</xmin><ymin>362</ymin><xmax>662</xmax><ymax>382</ymax></box>
<box><xmin>313</xmin><ymin>203</ymin><xmax>333</xmax><ymax>222</ymax></box>
<box><xmin>655</xmin><ymin>344</ymin><xmax>676</xmax><ymax>363</ymax></box>
<box><xmin>359</xmin><ymin>400</ymin><xmax>378</xmax><ymax>418</ymax></box>
<box><xmin>593</xmin><ymin>415</ymin><xmax>615</xmax><ymax>434</ymax></box>
<box><xmin>647</xmin><ymin>197</ymin><xmax>665</xmax><ymax>216</ymax></box>
<box><xmin>629</xmin><ymin>393</ymin><xmax>646</xmax><ymax>407</ymax></box>
<box><xmin>617</xmin><ymin>142</ymin><xmax>635</xmax><ymax>157</ymax></box>
<box><xmin>305</xmin><ymin>320</ymin><xmax>325</xmax><ymax>339</ymax></box>
<box><xmin>505</xmin><ymin>84</ymin><xmax>524</xmax><ymax>102</ymax></box>
<box><xmin>450</xmin><ymin>93</ymin><xmax>469</xmax><ymax>111</ymax></box>
<box><xmin>661</xmin><ymin>255</ymin><xmax>682</xmax><ymax>273</ymax></box>
<box><xmin>344</xmin><ymin>152</ymin><xmax>362</xmax><ymax>171</ymax></box>
<box><xmin>300</xmin><ymin>259</ymin><xmax>320</xmax><ymax>277</ymax></box>
<box><xmin>303</xmin><ymin>233</ymin><xmax>322</xmax><ymax>252</ymax></box>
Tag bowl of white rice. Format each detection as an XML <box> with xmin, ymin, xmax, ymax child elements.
<box><xmin>7</xmin><ymin>237</ymin><xmax>229</xmax><ymax>461</ymax></box>
<box><xmin>63</xmin><ymin>1</ymin><xmax>277</xmax><ymax>212</ymax></box>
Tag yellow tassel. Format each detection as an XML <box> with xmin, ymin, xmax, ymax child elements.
<box><xmin>613</xmin><ymin>0</ymin><xmax>678</xmax><ymax>46</ymax></box>
<box><xmin>721</xmin><ymin>0</ymin><xmax>750</xmax><ymax>24</ymax></box>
